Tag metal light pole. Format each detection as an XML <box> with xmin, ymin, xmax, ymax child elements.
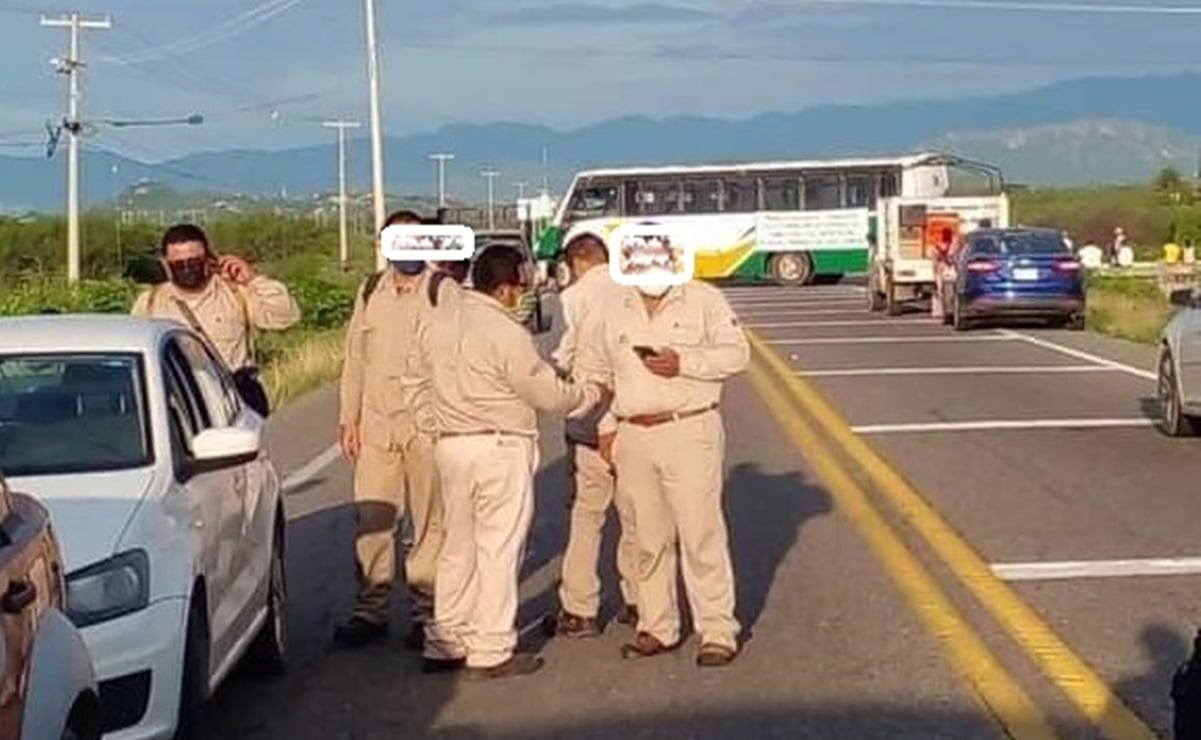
<box><xmin>42</xmin><ymin>12</ymin><xmax>110</xmax><ymax>284</ymax></box>
<box><xmin>429</xmin><ymin>152</ymin><xmax>453</xmax><ymax>207</ymax></box>
<box><xmin>515</xmin><ymin>181</ymin><xmax>528</xmax><ymax>199</ymax></box>
<box><xmin>362</xmin><ymin>0</ymin><xmax>387</xmax><ymax>269</ymax></box>
<box><xmin>323</xmin><ymin>119</ymin><xmax>361</xmax><ymax>268</ymax></box>
<box><xmin>481</xmin><ymin>170</ymin><xmax>499</xmax><ymax>230</ymax></box>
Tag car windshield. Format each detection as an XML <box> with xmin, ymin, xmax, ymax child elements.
<box><xmin>998</xmin><ymin>233</ymin><xmax>1069</xmax><ymax>255</ymax></box>
<box><xmin>0</xmin><ymin>353</ymin><xmax>152</xmax><ymax>476</ymax></box>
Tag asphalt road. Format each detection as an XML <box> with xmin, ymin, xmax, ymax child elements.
<box><xmin>198</xmin><ymin>282</ymin><xmax>1197</xmax><ymax>739</ymax></box>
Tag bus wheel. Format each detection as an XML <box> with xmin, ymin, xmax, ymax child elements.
<box><xmin>769</xmin><ymin>252</ymin><xmax>813</xmax><ymax>286</ymax></box>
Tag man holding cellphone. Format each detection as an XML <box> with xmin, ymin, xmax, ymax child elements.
<box><xmin>131</xmin><ymin>223</ymin><xmax>301</xmax><ymax>371</ymax></box>
<box><xmin>542</xmin><ymin>233</ymin><xmax>639</xmax><ymax>639</ymax></box>
<box><xmin>593</xmin><ymin>268</ymin><xmax>749</xmax><ymax>668</ymax></box>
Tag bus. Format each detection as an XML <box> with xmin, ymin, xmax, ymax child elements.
<box><xmin>533</xmin><ymin>151</ymin><xmax>1004</xmax><ymax>286</ymax></box>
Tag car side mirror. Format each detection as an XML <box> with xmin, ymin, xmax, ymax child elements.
<box><xmin>186</xmin><ymin>426</ymin><xmax>260</xmax><ymax>475</ymax></box>
<box><xmin>1170</xmin><ymin>288</ymin><xmax>1196</xmax><ymax>308</ymax></box>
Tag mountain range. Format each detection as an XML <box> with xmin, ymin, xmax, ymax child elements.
<box><xmin>4</xmin><ymin>72</ymin><xmax>1201</xmax><ymax>214</ymax></box>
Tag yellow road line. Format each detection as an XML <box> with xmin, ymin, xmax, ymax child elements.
<box><xmin>748</xmin><ymin>331</ymin><xmax>1158</xmax><ymax>740</ymax></box>
<box><xmin>747</xmin><ymin>362</ymin><xmax>1058</xmax><ymax>739</ymax></box>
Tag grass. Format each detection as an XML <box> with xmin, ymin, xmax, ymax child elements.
<box><xmin>1085</xmin><ymin>274</ymin><xmax>1176</xmax><ymax>345</ymax></box>
<box><xmin>257</xmin><ymin>329</ymin><xmax>344</xmax><ymax>409</ymax></box>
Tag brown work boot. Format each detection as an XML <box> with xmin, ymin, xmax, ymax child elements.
<box><xmin>465</xmin><ymin>653</ymin><xmax>544</xmax><ymax>681</ymax></box>
<box><xmin>545</xmin><ymin>610</ymin><xmax>600</xmax><ymax>639</ymax></box>
<box><xmin>614</xmin><ymin>604</ymin><xmax>638</xmax><ymax>628</ymax></box>
<box><xmin>696</xmin><ymin>643</ymin><xmax>738</xmax><ymax>668</ymax></box>
<box><xmin>620</xmin><ymin>631</ymin><xmax>680</xmax><ymax>660</ymax></box>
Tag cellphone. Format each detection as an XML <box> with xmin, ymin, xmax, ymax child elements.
<box><xmin>633</xmin><ymin>345</ymin><xmax>658</xmax><ymax>359</ymax></box>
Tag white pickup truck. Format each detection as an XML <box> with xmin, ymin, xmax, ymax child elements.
<box><xmin>867</xmin><ymin>194</ymin><xmax>1011</xmax><ymax>315</ymax></box>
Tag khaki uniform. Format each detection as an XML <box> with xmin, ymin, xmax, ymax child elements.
<box><xmin>132</xmin><ymin>275</ymin><xmax>300</xmax><ymax>369</ymax></box>
<box><xmin>551</xmin><ymin>265</ymin><xmax>637</xmax><ymax>619</ymax></box>
<box><xmin>595</xmin><ymin>282</ymin><xmax>749</xmax><ymax>651</ymax></box>
<box><xmin>423</xmin><ymin>290</ymin><xmax>600</xmax><ymax>669</ymax></box>
<box><xmin>339</xmin><ymin>268</ymin><xmax>444</xmax><ymax>626</ymax></box>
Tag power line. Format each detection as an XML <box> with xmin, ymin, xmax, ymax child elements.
<box><xmin>796</xmin><ymin>0</ymin><xmax>1201</xmax><ymax>13</ymax></box>
<box><xmin>96</xmin><ymin>0</ymin><xmax>308</xmax><ymax>65</ymax></box>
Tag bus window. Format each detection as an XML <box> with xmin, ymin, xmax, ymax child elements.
<box><xmin>880</xmin><ymin>172</ymin><xmax>900</xmax><ymax>198</ymax></box>
<box><xmin>564</xmin><ymin>180</ymin><xmax>619</xmax><ymax>223</ymax></box>
<box><xmin>722</xmin><ymin>176</ymin><xmax>757</xmax><ymax>212</ymax></box>
<box><xmin>625</xmin><ymin>178</ymin><xmax>682</xmax><ymax>216</ymax></box>
<box><xmin>804</xmin><ymin>174</ymin><xmax>840</xmax><ymax>210</ymax></box>
<box><xmin>761</xmin><ymin>176</ymin><xmax>799</xmax><ymax>211</ymax></box>
<box><xmin>845</xmin><ymin>175</ymin><xmax>873</xmax><ymax>208</ymax></box>
<box><xmin>682</xmin><ymin>179</ymin><xmax>721</xmax><ymax>214</ymax></box>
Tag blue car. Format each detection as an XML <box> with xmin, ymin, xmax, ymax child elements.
<box><xmin>945</xmin><ymin>227</ymin><xmax>1085</xmax><ymax>331</ymax></box>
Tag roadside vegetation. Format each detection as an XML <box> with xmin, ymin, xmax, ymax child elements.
<box><xmin>3</xmin><ymin>173</ymin><xmax>1199</xmax><ymax>404</ymax></box>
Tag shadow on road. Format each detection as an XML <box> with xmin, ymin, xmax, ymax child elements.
<box><xmin>1106</xmin><ymin>623</ymin><xmax>1189</xmax><ymax>738</ymax></box>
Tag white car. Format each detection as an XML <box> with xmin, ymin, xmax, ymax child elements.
<box><xmin>0</xmin><ymin>315</ymin><xmax>287</xmax><ymax>739</ymax></box>
<box><xmin>1157</xmin><ymin>288</ymin><xmax>1201</xmax><ymax>437</ymax></box>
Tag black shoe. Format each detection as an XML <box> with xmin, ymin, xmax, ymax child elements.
<box><xmin>615</xmin><ymin>605</ymin><xmax>638</xmax><ymax>628</ymax></box>
<box><xmin>696</xmin><ymin>643</ymin><xmax>738</xmax><ymax>668</ymax></box>
<box><xmin>465</xmin><ymin>653</ymin><xmax>544</xmax><ymax>681</ymax></box>
<box><xmin>333</xmin><ymin>616</ymin><xmax>388</xmax><ymax>648</ymax></box>
<box><xmin>404</xmin><ymin>624</ymin><xmax>426</xmax><ymax>651</ymax></box>
<box><xmin>422</xmin><ymin>656</ymin><xmax>465</xmax><ymax>674</ymax></box>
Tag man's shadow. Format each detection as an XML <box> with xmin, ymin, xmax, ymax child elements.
<box><xmin>1108</xmin><ymin>623</ymin><xmax>1193</xmax><ymax>738</ymax></box>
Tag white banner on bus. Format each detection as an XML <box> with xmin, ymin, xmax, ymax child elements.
<box><xmin>756</xmin><ymin>208</ymin><xmax>870</xmax><ymax>251</ymax></box>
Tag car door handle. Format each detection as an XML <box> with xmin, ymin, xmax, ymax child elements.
<box><xmin>2</xmin><ymin>580</ymin><xmax>36</xmax><ymax>614</ymax></box>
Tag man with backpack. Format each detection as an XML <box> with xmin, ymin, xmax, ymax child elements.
<box><xmin>335</xmin><ymin>210</ymin><xmax>458</xmax><ymax>650</ymax></box>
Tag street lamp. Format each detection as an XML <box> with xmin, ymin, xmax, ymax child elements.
<box><xmin>429</xmin><ymin>152</ymin><xmax>453</xmax><ymax>207</ymax></box>
<box><xmin>481</xmin><ymin>170</ymin><xmax>499</xmax><ymax>230</ymax></box>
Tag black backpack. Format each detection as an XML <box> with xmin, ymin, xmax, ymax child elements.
<box><xmin>1173</xmin><ymin>628</ymin><xmax>1201</xmax><ymax>739</ymax></box>
<box><xmin>361</xmin><ymin>269</ymin><xmax>452</xmax><ymax>308</ymax></box>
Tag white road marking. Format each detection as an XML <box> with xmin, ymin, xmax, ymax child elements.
<box><xmin>281</xmin><ymin>443</ymin><xmax>342</xmax><ymax>494</ymax></box>
<box><xmin>992</xmin><ymin>557</ymin><xmax>1201</xmax><ymax>581</ymax></box>
<box><xmin>750</xmin><ymin>319</ymin><xmax>935</xmax><ymax>328</ymax></box>
<box><xmin>770</xmin><ymin>335</ymin><xmax>1016</xmax><ymax>345</ymax></box>
<box><xmin>851</xmin><ymin>418</ymin><xmax>1157</xmax><ymax>434</ymax></box>
<box><xmin>727</xmin><ymin>299</ymin><xmax>865</xmax><ymax>308</ymax></box>
<box><xmin>801</xmin><ymin>365</ymin><xmax>1121</xmax><ymax>377</ymax></box>
<box><xmin>998</xmin><ymin>329</ymin><xmax>1157</xmax><ymax>381</ymax></box>
<box><xmin>734</xmin><ymin>308</ymin><xmax>874</xmax><ymax>316</ymax></box>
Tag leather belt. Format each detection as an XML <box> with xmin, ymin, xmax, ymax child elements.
<box><xmin>618</xmin><ymin>403</ymin><xmax>718</xmax><ymax>428</ymax></box>
<box><xmin>437</xmin><ymin>429</ymin><xmax>533</xmax><ymax>439</ymax></box>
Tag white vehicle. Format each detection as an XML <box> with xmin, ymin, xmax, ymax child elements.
<box><xmin>1157</xmin><ymin>288</ymin><xmax>1201</xmax><ymax>437</ymax></box>
<box><xmin>866</xmin><ymin>194</ymin><xmax>1011</xmax><ymax>315</ymax></box>
<box><xmin>0</xmin><ymin>315</ymin><xmax>287</xmax><ymax>739</ymax></box>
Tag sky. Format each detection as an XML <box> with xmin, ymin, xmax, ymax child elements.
<box><xmin>4</xmin><ymin>0</ymin><xmax>1201</xmax><ymax>164</ymax></box>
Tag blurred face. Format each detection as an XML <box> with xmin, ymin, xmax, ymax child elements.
<box><xmin>161</xmin><ymin>240</ymin><xmax>211</xmax><ymax>291</ymax></box>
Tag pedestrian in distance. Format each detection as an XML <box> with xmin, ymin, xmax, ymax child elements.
<box><xmin>421</xmin><ymin>244</ymin><xmax>610</xmax><ymax>680</ymax></box>
<box><xmin>593</xmin><ymin>273</ymin><xmax>749</xmax><ymax>668</ymax></box>
<box><xmin>131</xmin><ymin>222</ymin><xmax>300</xmax><ymax>417</ymax></box>
<box><xmin>334</xmin><ymin>209</ymin><xmax>448</xmax><ymax>651</ymax></box>
<box><xmin>542</xmin><ymin>232</ymin><xmax>639</xmax><ymax>639</ymax></box>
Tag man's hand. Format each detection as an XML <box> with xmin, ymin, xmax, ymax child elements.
<box><xmin>218</xmin><ymin>254</ymin><xmax>256</xmax><ymax>285</ymax></box>
<box><xmin>598</xmin><ymin>432</ymin><xmax>616</xmax><ymax>467</ymax></box>
<box><xmin>641</xmin><ymin>347</ymin><xmax>680</xmax><ymax>378</ymax></box>
<box><xmin>590</xmin><ymin>381</ymin><xmax>614</xmax><ymax>410</ymax></box>
<box><xmin>339</xmin><ymin>423</ymin><xmax>361</xmax><ymax>463</ymax></box>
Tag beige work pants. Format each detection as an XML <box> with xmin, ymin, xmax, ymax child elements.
<box><xmin>558</xmin><ymin>442</ymin><xmax>638</xmax><ymax>618</ymax></box>
<box><xmin>614</xmin><ymin>411</ymin><xmax>739</xmax><ymax>650</ymax></box>
<box><xmin>352</xmin><ymin>432</ymin><xmax>443</xmax><ymax>626</ymax></box>
<box><xmin>423</xmin><ymin>434</ymin><xmax>538</xmax><ymax>669</ymax></box>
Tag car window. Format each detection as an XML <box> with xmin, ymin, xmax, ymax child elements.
<box><xmin>967</xmin><ymin>237</ymin><xmax>1001</xmax><ymax>257</ymax></box>
<box><xmin>175</xmin><ymin>333</ymin><xmax>240</xmax><ymax>426</ymax></box>
<box><xmin>163</xmin><ymin>339</ymin><xmax>211</xmax><ymax>442</ymax></box>
<box><xmin>999</xmin><ymin>232</ymin><xmax>1070</xmax><ymax>255</ymax></box>
<box><xmin>0</xmin><ymin>353</ymin><xmax>152</xmax><ymax>476</ymax></box>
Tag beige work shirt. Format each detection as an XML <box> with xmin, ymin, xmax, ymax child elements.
<box><xmin>552</xmin><ymin>264</ymin><xmax>620</xmax><ymax>445</ymax></box>
<box><xmin>426</xmin><ymin>289</ymin><xmax>599</xmax><ymax>437</ymax></box>
<box><xmin>132</xmin><ymin>274</ymin><xmax>301</xmax><ymax>370</ymax></box>
<box><xmin>339</xmin><ymin>268</ymin><xmax>442</xmax><ymax>449</ymax></box>
<box><xmin>595</xmin><ymin>281</ymin><xmax>749</xmax><ymax>435</ymax></box>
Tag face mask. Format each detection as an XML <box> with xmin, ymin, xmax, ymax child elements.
<box><xmin>168</xmin><ymin>257</ymin><xmax>209</xmax><ymax>290</ymax></box>
<box><xmin>390</xmin><ymin>260</ymin><xmax>425</xmax><ymax>276</ymax></box>
<box><xmin>636</xmin><ymin>283</ymin><xmax>670</xmax><ymax>298</ymax></box>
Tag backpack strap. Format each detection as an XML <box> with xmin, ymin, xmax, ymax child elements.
<box><xmin>427</xmin><ymin>270</ymin><xmax>450</xmax><ymax>307</ymax></box>
<box><xmin>361</xmin><ymin>270</ymin><xmax>385</xmax><ymax>307</ymax></box>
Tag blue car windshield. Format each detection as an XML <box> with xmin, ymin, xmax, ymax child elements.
<box><xmin>997</xmin><ymin>233</ymin><xmax>1069</xmax><ymax>255</ymax></box>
